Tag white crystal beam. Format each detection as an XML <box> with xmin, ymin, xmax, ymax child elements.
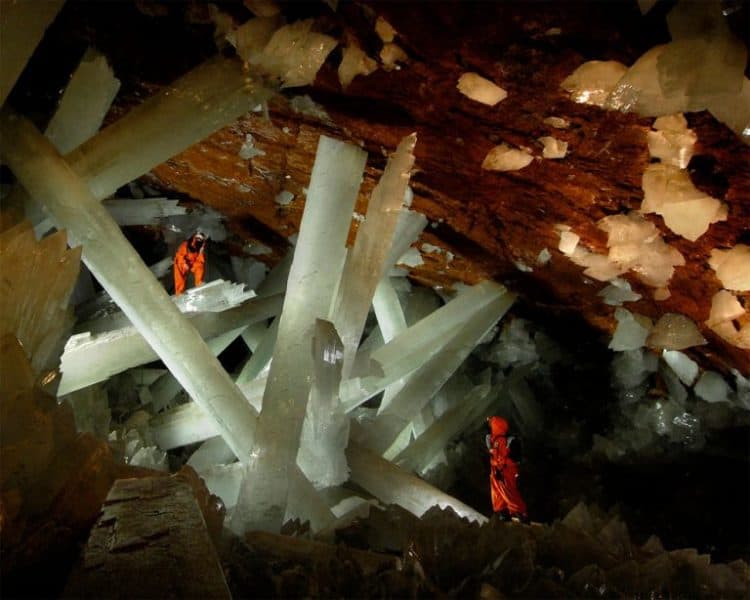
<box><xmin>297</xmin><ymin>319</ymin><xmax>349</xmax><ymax>488</ymax></box>
<box><xmin>372</xmin><ymin>277</ymin><xmax>407</xmax><ymax>343</ymax></box>
<box><xmin>46</xmin><ymin>48</ymin><xmax>122</xmax><ymax>154</ymax></box>
<box><xmin>394</xmin><ymin>380</ymin><xmax>493</xmax><ymax>473</ymax></box>
<box><xmin>62</xmin><ymin>56</ymin><xmax>274</xmax><ymax>201</ymax></box>
<box><xmin>385</xmin><ymin>208</ymin><xmax>428</xmax><ymax>270</ymax></box>
<box><xmin>232</xmin><ymin>136</ymin><xmax>367</xmax><ymax>533</ymax></box>
<box><xmin>342</xmin><ymin>281</ymin><xmax>512</xmax><ymax>411</ymax></box>
<box><xmin>102</xmin><ymin>198</ymin><xmax>187</xmax><ymax>226</ymax></box>
<box><xmin>187</xmin><ymin>435</ymin><xmax>238</xmax><ymax>472</ymax></box>
<box><xmin>235</xmin><ymin>317</ymin><xmax>279</xmax><ymax>386</ymax></box>
<box><xmin>284</xmin><ymin>465</ymin><xmax>336</xmax><ymax>533</ymax></box>
<box><xmin>332</xmin><ymin>134</ymin><xmax>417</xmax><ymax>376</ymax></box>
<box><xmin>0</xmin><ymin>110</ymin><xmax>260</xmax><ymax>461</ymax></box>
<box><xmin>361</xmin><ymin>285</ymin><xmax>514</xmax><ymax>457</ymax></box>
<box><xmin>149</xmin><ymin>326</ymin><xmax>247</xmax><ymax>412</ymax></box>
<box><xmin>151</xmin><ymin>377</ymin><xmax>267</xmax><ymax>450</ymax></box>
<box><xmin>347</xmin><ymin>442</ymin><xmax>487</xmax><ymax>524</ymax></box>
<box><xmin>58</xmin><ymin>294</ymin><xmax>282</xmax><ymax>395</ymax></box>
<box><xmin>0</xmin><ymin>0</ymin><xmax>64</xmax><ymax>107</ymax></box>
<box><xmin>11</xmin><ymin>47</ymin><xmax>121</xmax><ymax>231</ymax></box>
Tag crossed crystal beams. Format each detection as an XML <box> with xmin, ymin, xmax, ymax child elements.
<box><xmin>0</xmin><ymin>49</ymin><xmax>280</xmax><ymax>461</ymax></box>
<box><xmin>230</xmin><ymin>136</ymin><xmax>369</xmax><ymax>532</ymax></box>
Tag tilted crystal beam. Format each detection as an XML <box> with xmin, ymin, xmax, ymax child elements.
<box><xmin>149</xmin><ymin>326</ymin><xmax>248</xmax><ymax>412</ymax></box>
<box><xmin>372</xmin><ymin>277</ymin><xmax>407</xmax><ymax>343</ymax></box>
<box><xmin>0</xmin><ymin>0</ymin><xmax>64</xmax><ymax>107</ymax></box>
<box><xmin>231</xmin><ymin>136</ymin><xmax>367</xmax><ymax>533</ymax></box>
<box><xmin>361</xmin><ymin>284</ymin><xmax>514</xmax><ymax>458</ymax></box>
<box><xmin>102</xmin><ymin>197</ymin><xmax>187</xmax><ymax>226</ymax></box>
<box><xmin>0</xmin><ymin>110</ymin><xmax>260</xmax><ymax>461</ymax></box>
<box><xmin>394</xmin><ymin>379</ymin><xmax>493</xmax><ymax>474</ymax></box>
<box><xmin>151</xmin><ymin>376</ymin><xmax>267</xmax><ymax>450</ymax></box>
<box><xmin>10</xmin><ymin>47</ymin><xmax>120</xmax><ymax>231</ymax></box>
<box><xmin>45</xmin><ymin>48</ymin><xmax>122</xmax><ymax>155</ymax></box>
<box><xmin>332</xmin><ymin>134</ymin><xmax>417</xmax><ymax>376</ymax></box>
<box><xmin>346</xmin><ymin>442</ymin><xmax>487</xmax><ymax>524</ymax></box>
<box><xmin>58</xmin><ymin>294</ymin><xmax>282</xmax><ymax>395</ymax></box>
<box><xmin>62</xmin><ymin>56</ymin><xmax>274</xmax><ymax>201</ymax></box>
<box><xmin>342</xmin><ymin>281</ymin><xmax>512</xmax><ymax>411</ymax></box>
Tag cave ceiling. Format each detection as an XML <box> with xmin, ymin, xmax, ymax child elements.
<box><xmin>9</xmin><ymin>0</ymin><xmax>750</xmax><ymax>374</ymax></box>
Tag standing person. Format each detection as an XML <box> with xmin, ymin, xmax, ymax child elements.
<box><xmin>173</xmin><ymin>230</ymin><xmax>207</xmax><ymax>295</ymax></box>
<box><xmin>486</xmin><ymin>416</ymin><xmax>528</xmax><ymax>522</ymax></box>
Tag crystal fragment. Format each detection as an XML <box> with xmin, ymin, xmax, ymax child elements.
<box><xmin>598</xmin><ymin>277</ymin><xmax>642</xmax><ymax>305</ymax></box>
<box><xmin>661</xmin><ymin>350</ymin><xmax>699</xmax><ymax>386</ymax></box>
<box><xmin>227</xmin><ymin>15</ymin><xmax>281</xmax><ymax>63</ymax></box>
<box><xmin>694</xmin><ymin>371</ymin><xmax>731</xmax><ymax>404</ymax></box>
<box><xmin>481</xmin><ymin>144</ymin><xmax>533</xmax><ymax>171</ymax></box>
<box><xmin>641</xmin><ymin>164</ymin><xmax>726</xmax><ymax>241</ymax></box>
<box><xmin>239</xmin><ymin>133</ymin><xmax>266</xmax><ymax>160</ymax></box>
<box><xmin>456</xmin><ymin>73</ymin><xmax>508</xmax><ymax>106</ymax></box>
<box><xmin>558</xmin><ymin>231</ymin><xmax>579</xmax><ymax>255</ymax></box>
<box><xmin>338</xmin><ymin>44</ymin><xmax>378</xmax><ymax>88</ymax></box>
<box><xmin>375</xmin><ymin>16</ymin><xmax>397</xmax><ymax>43</ymax></box>
<box><xmin>647</xmin><ymin>113</ymin><xmax>696</xmax><ymax>168</ymax></box>
<box><xmin>274</xmin><ymin>190</ymin><xmax>294</xmax><ymax>206</ymax></box>
<box><xmin>255</xmin><ymin>19</ymin><xmax>337</xmax><ymax>88</ymax></box>
<box><xmin>380</xmin><ymin>42</ymin><xmax>408</xmax><ymax>71</ymax></box>
<box><xmin>560</xmin><ymin>60</ymin><xmax>628</xmax><ymax>106</ymax></box>
<box><xmin>706</xmin><ymin>290</ymin><xmax>745</xmax><ymax>326</ymax></box>
<box><xmin>705</xmin><ymin>290</ymin><xmax>750</xmax><ymax>350</ymax></box>
<box><xmin>397</xmin><ymin>247</ymin><xmax>424</xmax><ymax>267</ymax></box>
<box><xmin>536</xmin><ymin>248</ymin><xmax>551</xmax><ymax>265</ymax></box>
<box><xmin>647</xmin><ymin>312</ymin><xmax>707</xmax><ymax>350</ymax></box>
<box><xmin>612</xmin><ymin>348</ymin><xmax>658</xmax><ymax>389</ymax></box>
<box><xmin>598</xmin><ymin>212</ymin><xmax>685</xmax><ymax>289</ymax></box>
<box><xmin>708</xmin><ymin>245</ymin><xmax>750</xmax><ymax>291</ymax></box>
<box><xmin>538</xmin><ymin>136</ymin><xmax>568</xmax><ymax>159</ymax></box>
<box><xmin>609</xmin><ymin>308</ymin><xmax>652</xmax><ymax>351</ymax></box>
<box><xmin>544</xmin><ymin>116</ymin><xmax>570</xmax><ymax>129</ymax></box>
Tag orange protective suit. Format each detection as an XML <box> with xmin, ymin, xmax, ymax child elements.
<box><xmin>173</xmin><ymin>235</ymin><xmax>206</xmax><ymax>295</ymax></box>
<box><xmin>487</xmin><ymin>416</ymin><xmax>528</xmax><ymax>519</ymax></box>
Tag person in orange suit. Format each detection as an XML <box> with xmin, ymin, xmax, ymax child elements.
<box><xmin>173</xmin><ymin>231</ymin><xmax>207</xmax><ymax>295</ymax></box>
<box><xmin>487</xmin><ymin>416</ymin><xmax>528</xmax><ymax>522</ymax></box>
